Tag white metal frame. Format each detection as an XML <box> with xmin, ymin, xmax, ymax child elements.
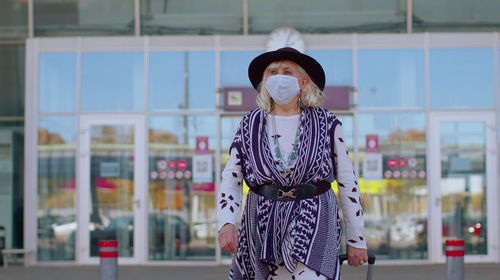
<box><xmin>78</xmin><ymin>115</ymin><xmax>147</xmax><ymax>265</ymax></box>
<box><xmin>429</xmin><ymin>112</ymin><xmax>498</xmax><ymax>263</ymax></box>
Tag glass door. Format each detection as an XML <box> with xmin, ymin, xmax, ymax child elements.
<box><xmin>78</xmin><ymin>115</ymin><xmax>146</xmax><ymax>264</ymax></box>
<box><xmin>430</xmin><ymin>112</ymin><xmax>497</xmax><ymax>262</ymax></box>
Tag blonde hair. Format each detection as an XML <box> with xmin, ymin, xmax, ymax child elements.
<box><xmin>255</xmin><ymin>60</ymin><xmax>323</xmax><ymax>112</ymax></box>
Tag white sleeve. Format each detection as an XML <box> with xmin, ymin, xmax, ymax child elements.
<box><xmin>334</xmin><ymin>124</ymin><xmax>367</xmax><ymax>249</ymax></box>
<box><xmin>216</xmin><ymin>148</ymin><xmax>244</xmax><ymax>232</ymax></box>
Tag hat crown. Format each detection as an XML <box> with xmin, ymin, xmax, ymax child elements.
<box><xmin>248</xmin><ymin>47</ymin><xmax>326</xmax><ymax>91</ymax></box>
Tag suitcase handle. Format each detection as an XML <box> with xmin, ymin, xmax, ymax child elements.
<box><xmin>339</xmin><ymin>254</ymin><xmax>376</xmax><ymax>265</ymax></box>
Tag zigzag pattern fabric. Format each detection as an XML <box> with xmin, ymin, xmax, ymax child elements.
<box><xmin>229</xmin><ymin>107</ymin><xmax>342</xmax><ymax>279</ymax></box>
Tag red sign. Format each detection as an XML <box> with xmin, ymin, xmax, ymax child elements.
<box><xmin>399</xmin><ymin>158</ymin><xmax>408</xmax><ymax>168</ymax></box>
<box><xmin>365</xmin><ymin>135</ymin><xmax>379</xmax><ymax>153</ymax></box>
<box><xmin>196</xmin><ymin>136</ymin><xmax>209</xmax><ymax>154</ymax></box>
<box><xmin>384</xmin><ymin>170</ymin><xmax>392</xmax><ymax>179</ymax></box>
<box><xmin>177</xmin><ymin>160</ymin><xmax>188</xmax><ymax>170</ymax></box>
<box><xmin>167</xmin><ymin>160</ymin><xmax>177</xmax><ymax>170</ymax></box>
<box><xmin>388</xmin><ymin>158</ymin><xmax>398</xmax><ymax>168</ymax></box>
<box><xmin>393</xmin><ymin>170</ymin><xmax>401</xmax><ymax>178</ymax></box>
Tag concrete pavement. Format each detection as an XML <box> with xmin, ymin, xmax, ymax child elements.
<box><xmin>1</xmin><ymin>263</ymin><xmax>499</xmax><ymax>279</ymax></box>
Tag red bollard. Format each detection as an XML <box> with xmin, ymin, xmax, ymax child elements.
<box><xmin>99</xmin><ymin>241</ymin><xmax>118</xmax><ymax>280</ymax></box>
<box><xmin>445</xmin><ymin>240</ymin><xmax>464</xmax><ymax>280</ymax></box>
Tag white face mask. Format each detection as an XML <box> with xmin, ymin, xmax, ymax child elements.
<box><xmin>265</xmin><ymin>75</ymin><xmax>300</xmax><ymax>105</ymax></box>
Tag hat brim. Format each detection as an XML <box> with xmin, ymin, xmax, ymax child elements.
<box><xmin>248</xmin><ymin>47</ymin><xmax>325</xmax><ymax>91</ymax></box>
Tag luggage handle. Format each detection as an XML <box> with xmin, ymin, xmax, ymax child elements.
<box><xmin>339</xmin><ymin>254</ymin><xmax>376</xmax><ymax>265</ymax></box>
<box><xmin>338</xmin><ymin>254</ymin><xmax>375</xmax><ymax>280</ymax></box>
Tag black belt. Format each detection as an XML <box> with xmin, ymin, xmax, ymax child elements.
<box><xmin>251</xmin><ymin>181</ymin><xmax>331</xmax><ymax>201</ymax></box>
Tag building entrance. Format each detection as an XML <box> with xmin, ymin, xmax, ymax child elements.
<box><xmin>429</xmin><ymin>112</ymin><xmax>498</xmax><ymax>262</ymax></box>
<box><xmin>78</xmin><ymin>115</ymin><xmax>146</xmax><ymax>264</ymax></box>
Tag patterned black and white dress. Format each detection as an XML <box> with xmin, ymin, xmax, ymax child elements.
<box><xmin>217</xmin><ymin>107</ymin><xmax>366</xmax><ymax>280</ymax></box>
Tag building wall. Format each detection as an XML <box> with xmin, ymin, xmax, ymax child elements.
<box><xmin>0</xmin><ymin>0</ymin><xmax>499</xmax><ymax>265</ymax></box>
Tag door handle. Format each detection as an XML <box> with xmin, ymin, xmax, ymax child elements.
<box><xmin>435</xmin><ymin>197</ymin><xmax>441</xmax><ymax>207</ymax></box>
<box><xmin>133</xmin><ymin>199</ymin><xmax>141</xmax><ymax>209</ymax></box>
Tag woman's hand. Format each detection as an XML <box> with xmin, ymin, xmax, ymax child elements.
<box><xmin>347</xmin><ymin>245</ymin><xmax>368</xmax><ymax>266</ymax></box>
<box><xmin>218</xmin><ymin>223</ymin><xmax>238</xmax><ymax>254</ymax></box>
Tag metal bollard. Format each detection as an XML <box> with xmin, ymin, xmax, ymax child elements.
<box><xmin>446</xmin><ymin>239</ymin><xmax>464</xmax><ymax>280</ymax></box>
<box><xmin>99</xmin><ymin>240</ymin><xmax>118</xmax><ymax>280</ymax></box>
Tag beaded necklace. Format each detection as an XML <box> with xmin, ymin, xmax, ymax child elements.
<box><xmin>271</xmin><ymin>113</ymin><xmax>302</xmax><ymax>177</ymax></box>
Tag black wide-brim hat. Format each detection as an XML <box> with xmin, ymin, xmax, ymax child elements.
<box><xmin>248</xmin><ymin>47</ymin><xmax>325</xmax><ymax>91</ymax></box>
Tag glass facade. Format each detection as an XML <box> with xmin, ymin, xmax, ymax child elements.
<box><xmin>0</xmin><ymin>45</ymin><xmax>25</xmax><ymax>117</ymax></box>
<box><xmin>0</xmin><ymin>0</ymin><xmax>28</xmax><ymax>40</ymax></box>
<box><xmin>140</xmin><ymin>0</ymin><xmax>243</xmax><ymax>35</ymax></box>
<box><xmin>359</xmin><ymin>113</ymin><xmax>427</xmax><ymax>259</ymax></box>
<box><xmin>430</xmin><ymin>48</ymin><xmax>494</xmax><ymax>109</ymax></box>
<box><xmin>358</xmin><ymin>49</ymin><xmax>425</xmax><ymax>108</ymax></box>
<box><xmin>39</xmin><ymin>53</ymin><xmax>77</xmax><ymax>113</ymax></box>
<box><xmin>149</xmin><ymin>115</ymin><xmax>217</xmax><ymax>260</ymax></box>
<box><xmin>34</xmin><ymin>0</ymin><xmax>135</xmax><ymax>36</ymax></box>
<box><xmin>440</xmin><ymin>121</ymin><xmax>487</xmax><ymax>255</ymax></box>
<box><xmin>0</xmin><ymin>121</ymin><xmax>24</xmax><ymax>251</ymax></box>
<box><xmin>37</xmin><ymin>116</ymin><xmax>77</xmax><ymax>261</ymax></box>
<box><xmin>249</xmin><ymin>0</ymin><xmax>407</xmax><ymax>34</ymax></box>
<box><xmin>82</xmin><ymin>52</ymin><xmax>145</xmax><ymax>112</ymax></box>
<box><xmin>413</xmin><ymin>0</ymin><xmax>500</xmax><ymax>32</ymax></box>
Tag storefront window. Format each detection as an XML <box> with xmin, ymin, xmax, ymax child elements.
<box><xmin>440</xmin><ymin>121</ymin><xmax>487</xmax><ymax>255</ymax></box>
<box><xmin>0</xmin><ymin>44</ymin><xmax>25</xmax><ymax>117</ymax></box>
<box><xmin>149</xmin><ymin>51</ymin><xmax>215</xmax><ymax>110</ymax></box>
<box><xmin>37</xmin><ymin>116</ymin><xmax>77</xmax><ymax>261</ymax></box>
<box><xmin>307</xmin><ymin>50</ymin><xmax>353</xmax><ymax>86</ymax></box>
<box><xmin>82</xmin><ymin>52</ymin><xmax>144</xmax><ymax>112</ymax></box>
<box><xmin>0</xmin><ymin>0</ymin><xmax>27</xmax><ymax>40</ymax></box>
<box><xmin>249</xmin><ymin>0</ymin><xmax>407</xmax><ymax>34</ymax></box>
<box><xmin>358</xmin><ymin>49</ymin><xmax>425</xmax><ymax>108</ymax></box>
<box><xmin>148</xmin><ymin>115</ymin><xmax>216</xmax><ymax>260</ymax></box>
<box><xmin>39</xmin><ymin>53</ymin><xmax>77</xmax><ymax>113</ymax></box>
<box><xmin>221</xmin><ymin>51</ymin><xmax>261</xmax><ymax>88</ymax></box>
<box><xmin>0</xmin><ymin>121</ymin><xmax>24</xmax><ymax>251</ymax></box>
<box><xmin>413</xmin><ymin>0</ymin><xmax>500</xmax><ymax>32</ymax></box>
<box><xmin>140</xmin><ymin>0</ymin><xmax>243</xmax><ymax>35</ymax></box>
<box><xmin>358</xmin><ymin>112</ymin><xmax>427</xmax><ymax>259</ymax></box>
<box><xmin>34</xmin><ymin>0</ymin><xmax>134</xmax><ymax>36</ymax></box>
<box><xmin>430</xmin><ymin>48</ymin><xmax>494</xmax><ymax>109</ymax></box>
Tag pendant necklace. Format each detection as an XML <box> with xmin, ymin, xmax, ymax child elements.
<box><xmin>271</xmin><ymin>113</ymin><xmax>302</xmax><ymax>177</ymax></box>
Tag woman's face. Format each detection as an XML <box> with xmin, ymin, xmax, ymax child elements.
<box><xmin>267</xmin><ymin>60</ymin><xmax>309</xmax><ymax>89</ymax></box>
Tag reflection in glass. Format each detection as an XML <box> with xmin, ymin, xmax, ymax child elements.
<box><xmin>148</xmin><ymin>115</ymin><xmax>216</xmax><ymax>260</ymax></box>
<box><xmin>82</xmin><ymin>52</ymin><xmax>144</xmax><ymax>112</ymax></box>
<box><xmin>140</xmin><ymin>0</ymin><xmax>243</xmax><ymax>35</ymax></box>
<box><xmin>413</xmin><ymin>0</ymin><xmax>500</xmax><ymax>32</ymax></box>
<box><xmin>306</xmin><ymin>50</ymin><xmax>353</xmax><ymax>86</ymax></box>
<box><xmin>149</xmin><ymin>51</ymin><xmax>215</xmax><ymax>110</ymax></box>
<box><xmin>220</xmin><ymin>51</ymin><xmax>262</xmax><ymax>88</ymax></box>
<box><xmin>249</xmin><ymin>0</ymin><xmax>407</xmax><ymax>34</ymax></box>
<box><xmin>89</xmin><ymin>125</ymin><xmax>135</xmax><ymax>258</ymax></box>
<box><xmin>39</xmin><ymin>53</ymin><xmax>77</xmax><ymax>112</ymax></box>
<box><xmin>34</xmin><ymin>1</ymin><xmax>134</xmax><ymax>36</ymax></box>
<box><xmin>149</xmin><ymin>52</ymin><xmax>185</xmax><ymax>110</ymax></box>
<box><xmin>0</xmin><ymin>0</ymin><xmax>28</xmax><ymax>39</ymax></box>
<box><xmin>358</xmin><ymin>113</ymin><xmax>427</xmax><ymax>259</ymax></box>
<box><xmin>440</xmin><ymin>121</ymin><xmax>487</xmax><ymax>255</ymax></box>
<box><xmin>430</xmin><ymin>48</ymin><xmax>494</xmax><ymax>109</ymax></box>
<box><xmin>0</xmin><ymin>122</ymin><xmax>24</xmax><ymax>251</ymax></box>
<box><xmin>37</xmin><ymin>116</ymin><xmax>77</xmax><ymax>261</ymax></box>
<box><xmin>0</xmin><ymin>45</ymin><xmax>25</xmax><ymax>117</ymax></box>
<box><xmin>358</xmin><ymin>49</ymin><xmax>425</xmax><ymax>108</ymax></box>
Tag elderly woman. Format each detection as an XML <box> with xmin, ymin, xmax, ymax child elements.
<box><xmin>217</xmin><ymin>47</ymin><xmax>367</xmax><ymax>280</ymax></box>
